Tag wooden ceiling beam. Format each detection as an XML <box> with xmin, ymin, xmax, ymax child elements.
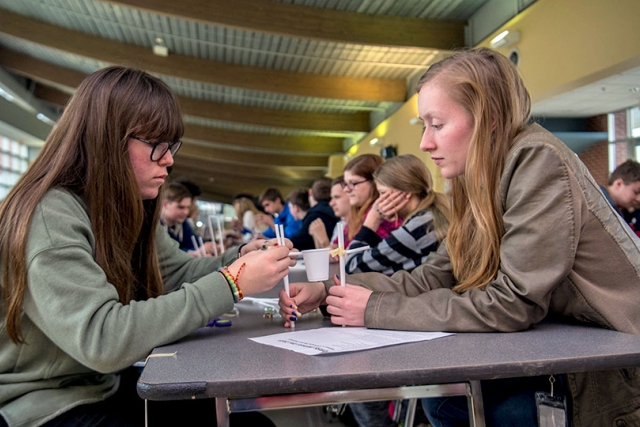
<box><xmin>177</xmin><ymin>96</ymin><xmax>370</xmax><ymax>133</ymax></box>
<box><xmin>33</xmin><ymin>84</ymin><xmax>71</xmax><ymax>108</ymax></box>
<box><xmin>0</xmin><ymin>11</ymin><xmax>406</xmax><ymax>102</ymax></box>
<box><xmin>0</xmin><ymin>48</ymin><xmax>83</xmax><ymax>92</ymax></box>
<box><xmin>29</xmin><ymin>82</ymin><xmax>346</xmax><ymax>154</ymax></box>
<box><xmin>171</xmin><ymin>168</ymin><xmax>313</xmax><ymax>190</ymax></box>
<box><xmin>0</xmin><ymin>48</ymin><xmax>370</xmax><ymax>133</ymax></box>
<box><xmin>185</xmin><ymin>125</ymin><xmax>343</xmax><ymax>154</ymax></box>
<box><xmin>173</xmin><ymin>155</ymin><xmax>325</xmax><ymax>180</ymax></box>
<box><xmin>103</xmin><ymin>0</ymin><xmax>465</xmax><ymax>50</ymax></box>
<box><xmin>179</xmin><ymin>142</ymin><xmax>329</xmax><ymax>168</ymax></box>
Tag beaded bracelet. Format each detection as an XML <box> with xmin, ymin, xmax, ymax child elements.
<box><xmin>218</xmin><ymin>266</ymin><xmax>245</xmax><ymax>302</ymax></box>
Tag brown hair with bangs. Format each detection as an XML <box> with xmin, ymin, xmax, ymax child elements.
<box><xmin>343</xmin><ymin>154</ymin><xmax>384</xmax><ymax>240</ymax></box>
<box><xmin>0</xmin><ymin>66</ymin><xmax>183</xmax><ymax>343</ymax></box>
<box><xmin>416</xmin><ymin>48</ymin><xmax>531</xmax><ymax>293</ymax></box>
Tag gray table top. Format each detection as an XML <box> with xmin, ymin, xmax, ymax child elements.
<box><xmin>138</xmin><ymin>299</ymin><xmax>640</xmax><ymax>401</ymax></box>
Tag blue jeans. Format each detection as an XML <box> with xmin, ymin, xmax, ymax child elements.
<box><xmin>422</xmin><ymin>375</ymin><xmax>570</xmax><ymax>427</ymax></box>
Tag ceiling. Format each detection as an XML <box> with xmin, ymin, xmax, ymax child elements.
<box><xmin>0</xmin><ymin>0</ymin><xmax>637</xmax><ymax>202</ymax></box>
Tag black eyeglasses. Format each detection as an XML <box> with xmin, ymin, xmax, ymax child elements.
<box><xmin>131</xmin><ymin>136</ymin><xmax>182</xmax><ymax>162</ymax></box>
<box><xmin>341</xmin><ymin>179</ymin><xmax>370</xmax><ymax>191</ymax></box>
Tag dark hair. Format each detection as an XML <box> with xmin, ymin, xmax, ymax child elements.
<box><xmin>0</xmin><ymin>65</ymin><xmax>182</xmax><ymax>343</ymax></box>
<box><xmin>164</xmin><ymin>182</ymin><xmax>193</xmax><ymax>203</ymax></box>
<box><xmin>173</xmin><ymin>178</ymin><xmax>202</xmax><ymax>198</ymax></box>
<box><xmin>311</xmin><ymin>177</ymin><xmax>332</xmax><ymax>202</ymax></box>
<box><xmin>609</xmin><ymin>160</ymin><xmax>640</xmax><ymax>185</ymax></box>
<box><xmin>259</xmin><ymin>187</ymin><xmax>283</xmax><ymax>205</ymax></box>
<box><xmin>331</xmin><ymin>175</ymin><xmax>344</xmax><ymax>187</ymax></box>
<box><xmin>287</xmin><ymin>188</ymin><xmax>310</xmax><ymax>212</ymax></box>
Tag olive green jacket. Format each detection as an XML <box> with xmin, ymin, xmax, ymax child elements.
<box><xmin>340</xmin><ymin>125</ymin><xmax>640</xmax><ymax>426</ymax></box>
<box><xmin>0</xmin><ymin>189</ymin><xmax>239</xmax><ymax>427</ymax></box>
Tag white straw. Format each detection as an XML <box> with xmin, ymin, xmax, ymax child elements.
<box><xmin>337</xmin><ymin>222</ymin><xmax>346</xmax><ymax>287</ymax></box>
<box><xmin>190</xmin><ymin>236</ymin><xmax>201</xmax><ymax>257</ymax></box>
<box><xmin>198</xmin><ymin>236</ymin><xmax>207</xmax><ymax>257</ymax></box>
<box><xmin>277</xmin><ymin>224</ymin><xmax>294</xmax><ymax>328</ymax></box>
<box><xmin>207</xmin><ymin>215</ymin><xmax>219</xmax><ymax>257</ymax></box>
<box><xmin>215</xmin><ymin>216</ymin><xmax>225</xmax><ymax>253</ymax></box>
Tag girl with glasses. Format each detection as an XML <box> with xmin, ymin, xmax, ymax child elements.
<box><xmin>0</xmin><ymin>66</ymin><xmax>292</xmax><ymax>427</ymax></box>
<box><xmin>341</xmin><ymin>154</ymin><xmax>401</xmax><ymax>249</ymax></box>
<box><xmin>280</xmin><ymin>48</ymin><xmax>640</xmax><ymax>427</ymax></box>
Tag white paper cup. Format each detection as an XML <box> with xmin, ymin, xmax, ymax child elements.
<box><xmin>301</xmin><ymin>248</ymin><xmax>330</xmax><ymax>281</ymax></box>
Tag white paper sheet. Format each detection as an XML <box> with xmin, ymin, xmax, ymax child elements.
<box><xmin>250</xmin><ymin>327</ymin><xmax>453</xmax><ymax>355</ymax></box>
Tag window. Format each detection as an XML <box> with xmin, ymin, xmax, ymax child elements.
<box><xmin>608</xmin><ymin>108</ymin><xmax>640</xmax><ymax>173</ymax></box>
<box><xmin>0</xmin><ymin>136</ymin><xmax>29</xmax><ymax>200</ymax></box>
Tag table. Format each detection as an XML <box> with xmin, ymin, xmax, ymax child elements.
<box><xmin>138</xmin><ymin>300</ymin><xmax>640</xmax><ymax>427</ymax></box>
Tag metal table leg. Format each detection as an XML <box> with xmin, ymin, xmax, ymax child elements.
<box><xmin>216</xmin><ymin>397</ymin><xmax>230</xmax><ymax>427</ymax></box>
<box><xmin>467</xmin><ymin>380</ymin><xmax>485</xmax><ymax>427</ymax></box>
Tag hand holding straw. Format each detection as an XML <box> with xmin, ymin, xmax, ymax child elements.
<box><xmin>276</xmin><ymin>224</ymin><xmax>294</xmax><ymax>328</ymax></box>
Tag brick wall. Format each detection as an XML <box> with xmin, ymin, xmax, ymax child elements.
<box><xmin>579</xmin><ymin>115</ymin><xmax>609</xmax><ymax>186</ymax></box>
<box><xmin>578</xmin><ymin>112</ymin><xmax>634</xmax><ymax>186</ymax></box>
<box><xmin>579</xmin><ymin>140</ymin><xmax>609</xmax><ymax>185</ymax></box>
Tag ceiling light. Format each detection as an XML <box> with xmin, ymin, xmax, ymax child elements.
<box><xmin>409</xmin><ymin>117</ymin><xmax>422</xmax><ymax>126</ymax></box>
<box><xmin>153</xmin><ymin>38</ymin><xmax>169</xmax><ymax>57</ymax></box>
<box><xmin>490</xmin><ymin>30</ymin><xmax>520</xmax><ymax>49</ymax></box>
<box><xmin>369</xmin><ymin>137</ymin><xmax>380</xmax><ymax>146</ymax></box>
<box><xmin>36</xmin><ymin>113</ymin><xmax>56</xmax><ymax>125</ymax></box>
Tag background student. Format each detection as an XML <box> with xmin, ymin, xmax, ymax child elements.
<box><xmin>279</xmin><ymin>48</ymin><xmax>640</xmax><ymax>427</ymax></box>
<box><xmin>345</xmin><ymin>154</ymin><xmax>450</xmax><ymax>276</ymax></box>
<box><xmin>160</xmin><ymin>181</ymin><xmax>200</xmax><ymax>254</ymax></box>
<box><xmin>0</xmin><ymin>66</ymin><xmax>293</xmax><ymax>427</ymax></box>
<box><xmin>309</xmin><ymin>175</ymin><xmax>350</xmax><ymax>249</ymax></box>
<box><xmin>287</xmin><ymin>178</ymin><xmax>338</xmax><ymax>251</ymax></box>
<box><xmin>600</xmin><ymin>159</ymin><xmax>640</xmax><ymax>236</ymax></box>
<box><xmin>254</xmin><ymin>187</ymin><xmax>302</xmax><ymax>239</ymax></box>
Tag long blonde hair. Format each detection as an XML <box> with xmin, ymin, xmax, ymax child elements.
<box><xmin>344</xmin><ymin>154</ymin><xmax>384</xmax><ymax>240</ymax></box>
<box><xmin>416</xmin><ymin>48</ymin><xmax>531</xmax><ymax>292</ymax></box>
<box><xmin>0</xmin><ymin>66</ymin><xmax>183</xmax><ymax>343</ymax></box>
<box><xmin>373</xmin><ymin>154</ymin><xmax>450</xmax><ymax>242</ymax></box>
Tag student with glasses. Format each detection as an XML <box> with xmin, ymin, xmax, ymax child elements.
<box><xmin>340</xmin><ymin>154</ymin><xmax>400</xmax><ymax>248</ymax></box>
<box><xmin>0</xmin><ymin>66</ymin><xmax>292</xmax><ymax>427</ymax></box>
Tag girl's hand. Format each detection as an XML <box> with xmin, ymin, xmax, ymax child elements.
<box><xmin>239</xmin><ymin>237</ymin><xmax>293</xmax><ymax>256</ymax></box>
<box><xmin>325</xmin><ymin>276</ymin><xmax>373</xmax><ymax>326</ymax></box>
<box><xmin>226</xmin><ymin>245</ymin><xmax>296</xmax><ymax>296</ymax></box>
<box><xmin>376</xmin><ymin>190</ymin><xmax>410</xmax><ymax>220</ymax></box>
<box><xmin>279</xmin><ymin>282</ymin><xmax>328</xmax><ymax>328</ymax></box>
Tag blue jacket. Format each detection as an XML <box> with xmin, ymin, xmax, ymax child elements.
<box><xmin>262</xmin><ymin>203</ymin><xmax>302</xmax><ymax>239</ymax></box>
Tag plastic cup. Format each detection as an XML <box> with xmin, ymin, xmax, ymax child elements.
<box><xmin>301</xmin><ymin>248</ymin><xmax>330</xmax><ymax>281</ymax></box>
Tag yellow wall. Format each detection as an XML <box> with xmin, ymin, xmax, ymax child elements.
<box><xmin>480</xmin><ymin>0</ymin><xmax>640</xmax><ymax>102</ymax></box>
<box><xmin>334</xmin><ymin>0</ymin><xmax>640</xmax><ymax>193</ymax></box>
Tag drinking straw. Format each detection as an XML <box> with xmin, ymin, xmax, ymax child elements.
<box><xmin>198</xmin><ymin>236</ymin><xmax>207</xmax><ymax>257</ymax></box>
<box><xmin>277</xmin><ymin>224</ymin><xmax>294</xmax><ymax>328</ymax></box>
<box><xmin>337</xmin><ymin>222</ymin><xmax>346</xmax><ymax>287</ymax></box>
<box><xmin>207</xmin><ymin>215</ymin><xmax>219</xmax><ymax>257</ymax></box>
<box><xmin>190</xmin><ymin>235</ymin><xmax>201</xmax><ymax>257</ymax></box>
<box><xmin>215</xmin><ymin>216</ymin><xmax>225</xmax><ymax>253</ymax></box>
